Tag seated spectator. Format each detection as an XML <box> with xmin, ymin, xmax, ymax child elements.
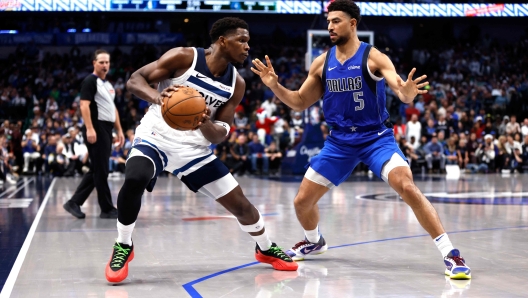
<box><xmin>234</xmin><ymin>111</ymin><xmax>250</xmax><ymax>133</ymax></box>
<box><xmin>457</xmin><ymin>139</ymin><xmax>468</xmax><ymax>169</ymax></box>
<box><xmin>467</xmin><ymin>134</ymin><xmax>495</xmax><ymax>173</ymax></box>
<box><xmin>42</xmin><ymin>135</ymin><xmax>58</xmax><ymax>174</ymax></box>
<box><xmin>465</xmin><ymin>132</ymin><xmax>479</xmax><ymax>164</ymax></box>
<box><xmin>422</xmin><ymin>118</ymin><xmax>436</xmax><ymax>142</ymax></box>
<box><xmin>248</xmin><ymin>134</ymin><xmax>268</xmax><ymax>175</ymax></box>
<box><xmin>424</xmin><ymin>134</ymin><xmax>446</xmax><ymax>173</ymax></box>
<box><xmin>521</xmin><ymin>118</ymin><xmax>528</xmax><ymax>139</ymax></box>
<box><xmin>444</xmin><ymin>137</ymin><xmax>458</xmax><ymax>165</ymax></box>
<box><xmin>49</xmin><ymin>143</ymin><xmax>67</xmax><ymax>177</ymax></box>
<box><xmin>109</xmin><ymin>142</ymin><xmax>126</xmax><ymax>175</ymax></box>
<box><xmin>495</xmin><ymin>135</ymin><xmax>510</xmax><ymax>172</ymax></box>
<box><xmin>231</xmin><ymin>134</ymin><xmax>250</xmax><ymax>176</ymax></box>
<box><xmin>511</xmin><ymin>147</ymin><xmax>525</xmax><ymax>173</ymax></box>
<box><xmin>406</xmin><ymin>114</ymin><xmax>421</xmax><ymax>143</ymax></box>
<box><xmin>21</xmin><ymin>129</ymin><xmax>41</xmax><ymax>174</ymax></box>
<box><xmin>506</xmin><ymin>115</ymin><xmax>521</xmax><ymax>135</ymax></box>
<box><xmin>265</xmin><ymin>141</ymin><xmax>282</xmax><ymax>176</ymax></box>
<box><xmin>0</xmin><ymin>134</ymin><xmax>17</xmax><ymax>184</ymax></box>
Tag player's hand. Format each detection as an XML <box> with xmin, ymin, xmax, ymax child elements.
<box><xmin>397</xmin><ymin>68</ymin><xmax>429</xmax><ymax>100</ymax></box>
<box><xmin>194</xmin><ymin>107</ymin><xmax>212</xmax><ymax>130</ymax></box>
<box><xmin>251</xmin><ymin>55</ymin><xmax>279</xmax><ymax>87</ymax></box>
<box><xmin>117</xmin><ymin>130</ymin><xmax>125</xmax><ymax>147</ymax></box>
<box><xmin>156</xmin><ymin>85</ymin><xmax>180</xmax><ymax>105</ymax></box>
<box><xmin>87</xmin><ymin>127</ymin><xmax>97</xmax><ymax>144</ymax></box>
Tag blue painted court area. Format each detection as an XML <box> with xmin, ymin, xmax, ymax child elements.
<box><xmin>0</xmin><ymin>177</ymin><xmax>52</xmax><ymax>292</ymax></box>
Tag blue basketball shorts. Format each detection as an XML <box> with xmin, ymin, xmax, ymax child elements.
<box><xmin>308</xmin><ymin>129</ymin><xmax>407</xmax><ymax>186</ymax></box>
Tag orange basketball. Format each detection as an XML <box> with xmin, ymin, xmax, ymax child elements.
<box><xmin>161</xmin><ymin>86</ymin><xmax>206</xmax><ymax>131</ymax></box>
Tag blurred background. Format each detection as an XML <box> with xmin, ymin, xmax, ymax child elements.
<box><xmin>1</xmin><ymin>0</ymin><xmax>528</xmax><ymax>184</ymax></box>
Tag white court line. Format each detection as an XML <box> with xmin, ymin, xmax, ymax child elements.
<box><xmin>0</xmin><ymin>178</ymin><xmax>56</xmax><ymax>298</ymax></box>
<box><xmin>0</xmin><ymin>180</ymin><xmax>24</xmax><ymax>198</ymax></box>
<box><xmin>6</xmin><ymin>178</ymin><xmax>35</xmax><ymax>199</ymax></box>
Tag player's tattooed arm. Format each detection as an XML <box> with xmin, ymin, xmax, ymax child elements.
<box><xmin>251</xmin><ymin>54</ymin><xmax>324</xmax><ymax>112</ymax></box>
<box><xmin>197</xmin><ymin>73</ymin><xmax>245</xmax><ymax>144</ymax></box>
<box><xmin>369</xmin><ymin>48</ymin><xmax>429</xmax><ymax>104</ymax></box>
<box><xmin>127</xmin><ymin>47</ymin><xmax>194</xmax><ymax>105</ymax></box>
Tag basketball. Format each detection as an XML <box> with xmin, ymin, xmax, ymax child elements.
<box><xmin>161</xmin><ymin>86</ymin><xmax>206</xmax><ymax>131</ymax></box>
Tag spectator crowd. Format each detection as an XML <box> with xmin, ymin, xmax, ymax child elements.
<box><xmin>1</xmin><ymin>29</ymin><xmax>528</xmax><ymax>185</ymax></box>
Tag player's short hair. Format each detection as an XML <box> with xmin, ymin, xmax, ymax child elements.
<box><xmin>328</xmin><ymin>0</ymin><xmax>361</xmax><ymax>25</ymax></box>
<box><xmin>93</xmin><ymin>49</ymin><xmax>109</xmax><ymax>61</ymax></box>
<box><xmin>209</xmin><ymin>17</ymin><xmax>249</xmax><ymax>43</ymax></box>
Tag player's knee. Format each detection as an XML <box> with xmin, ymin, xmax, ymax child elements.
<box><xmin>294</xmin><ymin>195</ymin><xmax>312</xmax><ymax>210</ymax></box>
<box><xmin>124</xmin><ymin>157</ymin><xmax>154</xmax><ymax>188</ymax></box>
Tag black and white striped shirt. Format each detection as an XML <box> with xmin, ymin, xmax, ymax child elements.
<box><xmin>80</xmin><ymin>74</ymin><xmax>116</xmax><ymax>124</ymax></box>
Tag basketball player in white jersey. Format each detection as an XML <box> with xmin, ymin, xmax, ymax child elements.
<box><xmin>105</xmin><ymin>17</ymin><xmax>297</xmax><ymax>283</ymax></box>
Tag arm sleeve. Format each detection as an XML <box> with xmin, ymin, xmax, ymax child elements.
<box><xmin>80</xmin><ymin>75</ymin><xmax>97</xmax><ymax>101</ymax></box>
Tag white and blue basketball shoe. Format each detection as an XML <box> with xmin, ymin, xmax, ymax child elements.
<box><xmin>444</xmin><ymin>249</ymin><xmax>471</xmax><ymax>279</ymax></box>
<box><xmin>285</xmin><ymin>236</ymin><xmax>328</xmax><ymax>261</ymax></box>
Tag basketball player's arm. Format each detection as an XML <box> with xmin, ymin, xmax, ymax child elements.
<box><xmin>251</xmin><ymin>55</ymin><xmax>325</xmax><ymax>112</ymax></box>
<box><xmin>197</xmin><ymin>75</ymin><xmax>245</xmax><ymax>144</ymax></box>
<box><xmin>369</xmin><ymin>49</ymin><xmax>429</xmax><ymax>104</ymax></box>
<box><xmin>127</xmin><ymin>48</ymin><xmax>194</xmax><ymax>104</ymax></box>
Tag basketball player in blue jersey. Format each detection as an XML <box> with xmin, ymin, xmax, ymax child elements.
<box><xmin>251</xmin><ymin>0</ymin><xmax>470</xmax><ymax>280</ymax></box>
<box><xmin>105</xmin><ymin>17</ymin><xmax>297</xmax><ymax>283</ymax></box>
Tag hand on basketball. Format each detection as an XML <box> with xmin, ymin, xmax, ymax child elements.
<box><xmin>194</xmin><ymin>107</ymin><xmax>211</xmax><ymax>130</ymax></box>
<box><xmin>156</xmin><ymin>85</ymin><xmax>180</xmax><ymax>105</ymax></box>
<box><xmin>251</xmin><ymin>55</ymin><xmax>279</xmax><ymax>87</ymax></box>
<box><xmin>397</xmin><ymin>68</ymin><xmax>429</xmax><ymax>100</ymax></box>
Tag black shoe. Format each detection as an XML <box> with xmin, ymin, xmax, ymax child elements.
<box><xmin>100</xmin><ymin>208</ymin><xmax>118</xmax><ymax>219</ymax></box>
<box><xmin>63</xmin><ymin>200</ymin><xmax>85</xmax><ymax>219</ymax></box>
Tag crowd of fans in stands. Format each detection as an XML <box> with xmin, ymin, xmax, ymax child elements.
<box><xmin>1</xmin><ymin>31</ymin><xmax>528</xmax><ymax>184</ymax></box>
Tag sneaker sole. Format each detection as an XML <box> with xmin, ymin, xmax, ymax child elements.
<box><xmin>445</xmin><ymin>269</ymin><xmax>471</xmax><ymax>280</ymax></box>
<box><xmin>105</xmin><ymin>250</ymin><xmax>135</xmax><ymax>283</ymax></box>
<box><xmin>291</xmin><ymin>244</ymin><xmax>328</xmax><ymax>261</ymax></box>
<box><xmin>255</xmin><ymin>252</ymin><xmax>299</xmax><ymax>271</ymax></box>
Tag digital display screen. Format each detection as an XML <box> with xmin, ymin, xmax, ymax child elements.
<box><xmin>1</xmin><ymin>1</ymin><xmax>527</xmax><ymax>17</ymax></box>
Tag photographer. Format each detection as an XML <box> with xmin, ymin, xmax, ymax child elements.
<box><xmin>467</xmin><ymin>134</ymin><xmax>495</xmax><ymax>173</ymax></box>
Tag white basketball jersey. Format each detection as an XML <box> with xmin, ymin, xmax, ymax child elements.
<box><xmin>137</xmin><ymin>47</ymin><xmax>237</xmax><ymax>147</ymax></box>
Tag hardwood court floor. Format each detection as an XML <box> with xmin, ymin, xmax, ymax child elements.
<box><xmin>2</xmin><ymin>173</ymin><xmax>528</xmax><ymax>297</ymax></box>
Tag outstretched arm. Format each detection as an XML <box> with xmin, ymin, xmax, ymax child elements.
<box><xmin>251</xmin><ymin>54</ymin><xmax>325</xmax><ymax>112</ymax></box>
<box><xmin>126</xmin><ymin>47</ymin><xmax>194</xmax><ymax>105</ymax></box>
<box><xmin>369</xmin><ymin>48</ymin><xmax>429</xmax><ymax>104</ymax></box>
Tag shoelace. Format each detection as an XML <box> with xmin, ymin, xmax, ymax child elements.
<box><xmin>451</xmin><ymin>256</ymin><xmax>466</xmax><ymax>266</ymax></box>
<box><xmin>292</xmin><ymin>240</ymin><xmax>310</xmax><ymax>250</ymax></box>
<box><xmin>268</xmin><ymin>246</ymin><xmax>292</xmax><ymax>261</ymax></box>
<box><xmin>111</xmin><ymin>243</ymin><xmax>131</xmax><ymax>268</ymax></box>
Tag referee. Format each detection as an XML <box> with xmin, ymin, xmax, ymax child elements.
<box><xmin>63</xmin><ymin>49</ymin><xmax>124</xmax><ymax>219</ymax></box>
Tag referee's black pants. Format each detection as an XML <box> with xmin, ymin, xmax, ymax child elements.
<box><xmin>70</xmin><ymin>121</ymin><xmax>115</xmax><ymax>212</ymax></box>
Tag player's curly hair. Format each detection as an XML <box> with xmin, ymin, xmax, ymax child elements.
<box><xmin>328</xmin><ymin>0</ymin><xmax>361</xmax><ymax>25</ymax></box>
<box><xmin>209</xmin><ymin>17</ymin><xmax>249</xmax><ymax>43</ymax></box>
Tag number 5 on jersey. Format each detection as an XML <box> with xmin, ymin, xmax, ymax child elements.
<box><xmin>354</xmin><ymin>91</ymin><xmax>364</xmax><ymax>111</ymax></box>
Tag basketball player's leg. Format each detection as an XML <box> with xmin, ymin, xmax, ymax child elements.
<box><xmin>286</xmin><ymin>141</ymin><xmax>357</xmax><ymax>261</ymax></box>
<box><xmin>185</xmin><ymin>158</ymin><xmax>297</xmax><ymax>271</ymax></box>
<box><xmin>106</xmin><ymin>146</ymin><xmax>162</xmax><ymax>283</ymax></box>
<box><xmin>369</xmin><ymin>137</ymin><xmax>471</xmax><ymax>279</ymax></box>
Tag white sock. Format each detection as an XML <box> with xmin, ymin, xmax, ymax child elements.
<box><xmin>117</xmin><ymin>221</ymin><xmax>135</xmax><ymax>246</ymax></box>
<box><xmin>434</xmin><ymin>233</ymin><xmax>454</xmax><ymax>257</ymax></box>
<box><xmin>304</xmin><ymin>226</ymin><xmax>320</xmax><ymax>243</ymax></box>
<box><xmin>252</xmin><ymin>232</ymin><xmax>272</xmax><ymax>251</ymax></box>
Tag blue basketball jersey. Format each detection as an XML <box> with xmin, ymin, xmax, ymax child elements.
<box><xmin>321</xmin><ymin>42</ymin><xmax>388</xmax><ymax>131</ymax></box>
